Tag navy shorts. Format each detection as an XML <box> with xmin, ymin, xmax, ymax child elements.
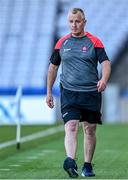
<box><xmin>60</xmin><ymin>86</ymin><xmax>102</xmax><ymax>125</ymax></box>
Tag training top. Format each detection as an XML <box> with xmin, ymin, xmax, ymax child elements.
<box><xmin>50</xmin><ymin>32</ymin><xmax>109</xmax><ymax>92</ymax></box>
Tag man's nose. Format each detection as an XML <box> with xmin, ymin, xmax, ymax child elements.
<box><xmin>72</xmin><ymin>22</ymin><xmax>76</xmax><ymax>27</ymax></box>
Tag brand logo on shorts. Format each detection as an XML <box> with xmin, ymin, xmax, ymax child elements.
<box><xmin>62</xmin><ymin>112</ymin><xmax>68</xmax><ymax>118</ymax></box>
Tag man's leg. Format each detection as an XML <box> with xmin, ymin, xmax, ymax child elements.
<box><xmin>63</xmin><ymin>120</ymin><xmax>79</xmax><ymax>178</ymax></box>
<box><xmin>64</xmin><ymin>120</ymin><xmax>79</xmax><ymax>159</ymax></box>
<box><xmin>81</xmin><ymin>121</ymin><xmax>96</xmax><ymax>176</ymax></box>
<box><xmin>83</xmin><ymin>121</ymin><xmax>97</xmax><ymax>162</ymax></box>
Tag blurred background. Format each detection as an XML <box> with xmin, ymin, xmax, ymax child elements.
<box><xmin>0</xmin><ymin>0</ymin><xmax>128</xmax><ymax>124</ymax></box>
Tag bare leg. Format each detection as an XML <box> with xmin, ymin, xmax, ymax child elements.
<box><xmin>64</xmin><ymin>120</ymin><xmax>79</xmax><ymax>159</ymax></box>
<box><xmin>82</xmin><ymin>121</ymin><xmax>97</xmax><ymax>163</ymax></box>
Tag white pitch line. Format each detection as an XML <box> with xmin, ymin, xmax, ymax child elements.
<box><xmin>9</xmin><ymin>164</ymin><xmax>21</xmax><ymax>167</ymax></box>
<box><xmin>0</xmin><ymin>125</ymin><xmax>64</xmax><ymax>150</ymax></box>
<box><xmin>19</xmin><ymin>160</ymin><xmax>32</xmax><ymax>163</ymax></box>
<box><xmin>0</xmin><ymin>140</ymin><xmax>16</xmax><ymax>149</ymax></box>
<box><xmin>0</xmin><ymin>168</ymin><xmax>10</xmax><ymax>171</ymax></box>
<box><xmin>27</xmin><ymin>156</ymin><xmax>38</xmax><ymax>160</ymax></box>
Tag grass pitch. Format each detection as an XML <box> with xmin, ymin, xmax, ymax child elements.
<box><xmin>0</xmin><ymin>123</ymin><xmax>128</xmax><ymax>179</ymax></box>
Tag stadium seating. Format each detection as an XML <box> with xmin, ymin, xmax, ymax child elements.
<box><xmin>0</xmin><ymin>0</ymin><xmax>58</xmax><ymax>89</ymax></box>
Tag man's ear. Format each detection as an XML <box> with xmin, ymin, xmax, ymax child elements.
<box><xmin>84</xmin><ymin>19</ymin><xmax>87</xmax><ymax>23</ymax></box>
<box><xmin>84</xmin><ymin>20</ymin><xmax>87</xmax><ymax>26</ymax></box>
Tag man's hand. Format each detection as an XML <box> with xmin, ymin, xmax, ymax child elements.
<box><xmin>97</xmin><ymin>79</ymin><xmax>106</xmax><ymax>92</ymax></box>
<box><xmin>98</xmin><ymin>60</ymin><xmax>111</xmax><ymax>92</ymax></box>
<box><xmin>46</xmin><ymin>94</ymin><xmax>54</xmax><ymax>108</ymax></box>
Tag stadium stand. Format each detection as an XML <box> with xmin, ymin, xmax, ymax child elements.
<box><xmin>109</xmin><ymin>38</ymin><xmax>128</xmax><ymax>90</ymax></box>
<box><xmin>0</xmin><ymin>0</ymin><xmax>58</xmax><ymax>90</ymax></box>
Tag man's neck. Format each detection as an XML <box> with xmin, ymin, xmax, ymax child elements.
<box><xmin>71</xmin><ymin>31</ymin><xmax>85</xmax><ymax>38</ymax></box>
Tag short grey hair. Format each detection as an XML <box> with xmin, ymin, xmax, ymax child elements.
<box><xmin>68</xmin><ymin>8</ymin><xmax>86</xmax><ymax>20</ymax></box>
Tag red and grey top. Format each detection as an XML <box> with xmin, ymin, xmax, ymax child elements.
<box><xmin>50</xmin><ymin>32</ymin><xmax>109</xmax><ymax>92</ymax></box>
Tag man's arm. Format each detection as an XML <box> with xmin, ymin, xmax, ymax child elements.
<box><xmin>97</xmin><ymin>60</ymin><xmax>111</xmax><ymax>92</ymax></box>
<box><xmin>46</xmin><ymin>63</ymin><xmax>59</xmax><ymax>108</ymax></box>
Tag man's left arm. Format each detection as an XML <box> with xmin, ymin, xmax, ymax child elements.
<box><xmin>97</xmin><ymin>60</ymin><xmax>111</xmax><ymax>92</ymax></box>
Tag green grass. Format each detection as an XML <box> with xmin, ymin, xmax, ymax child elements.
<box><xmin>0</xmin><ymin>124</ymin><xmax>59</xmax><ymax>143</ymax></box>
<box><xmin>0</xmin><ymin>123</ymin><xmax>128</xmax><ymax>179</ymax></box>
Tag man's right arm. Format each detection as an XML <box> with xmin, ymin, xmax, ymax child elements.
<box><xmin>46</xmin><ymin>63</ymin><xmax>59</xmax><ymax>108</ymax></box>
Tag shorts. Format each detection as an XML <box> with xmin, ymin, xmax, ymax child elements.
<box><xmin>60</xmin><ymin>85</ymin><xmax>102</xmax><ymax>125</ymax></box>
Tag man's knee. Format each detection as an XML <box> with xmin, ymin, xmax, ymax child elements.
<box><xmin>65</xmin><ymin>120</ymin><xmax>78</xmax><ymax>133</ymax></box>
<box><xmin>84</xmin><ymin>124</ymin><xmax>96</xmax><ymax>136</ymax></box>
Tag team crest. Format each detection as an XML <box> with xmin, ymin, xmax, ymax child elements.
<box><xmin>82</xmin><ymin>46</ymin><xmax>87</xmax><ymax>52</ymax></box>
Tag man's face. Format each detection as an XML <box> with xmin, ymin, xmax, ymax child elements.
<box><xmin>68</xmin><ymin>12</ymin><xmax>86</xmax><ymax>36</ymax></box>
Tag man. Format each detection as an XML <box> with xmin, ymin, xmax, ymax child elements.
<box><xmin>46</xmin><ymin>8</ymin><xmax>111</xmax><ymax>178</ymax></box>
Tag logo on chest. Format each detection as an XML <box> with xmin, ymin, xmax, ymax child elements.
<box><xmin>82</xmin><ymin>46</ymin><xmax>88</xmax><ymax>52</ymax></box>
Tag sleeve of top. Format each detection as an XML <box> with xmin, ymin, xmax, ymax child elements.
<box><xmin>95</xmin><ymin>47</ymin><xmax>109</xmax><ymax>64</ymax></box>
<box><xmin>50</xmin><ymin>49</ymin><xmax>61</xmax><ymax>65</ymax></box>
